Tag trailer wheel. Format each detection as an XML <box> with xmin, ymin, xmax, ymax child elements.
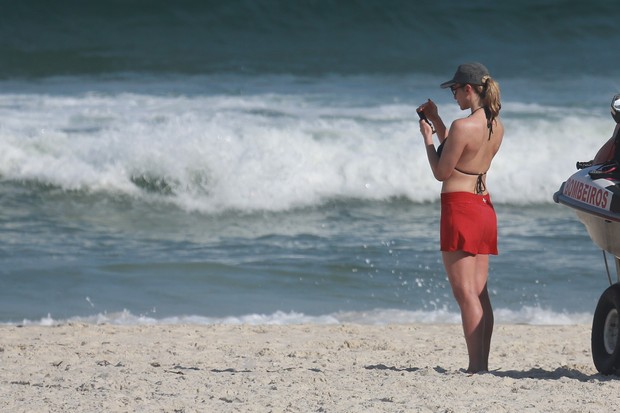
<box><xmin>592</xmin><ymin>284</ymin><xmax>620</xmax><ymax>374</ymax></box>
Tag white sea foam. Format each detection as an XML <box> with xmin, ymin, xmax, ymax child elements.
<box><xmin>0</xmin><ymin>75</ymin><xmax>612</xmax><ymax>212</ymax></box>
<box><xmin>7</xmin><ymin>307</ymin><xmax>592</xmax><ymax>327</ymax></box>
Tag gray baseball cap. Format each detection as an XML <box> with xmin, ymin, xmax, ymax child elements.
<box><xmin>440</xmin><ymin>62</ymin><xmax>490</xmax><ymax>88</ymax></box>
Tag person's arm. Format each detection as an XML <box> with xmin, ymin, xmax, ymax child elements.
<box><xmin>421</xmin><ymin>127</ymin><xmax>440</xmax><ymax>177</ymax></box>
<box><xmin>428</xmin><ymin>115</ymin><xmax>447</xmax><ymax>141</ymax></box>
<box><xmin>593</xmin><ymin>124</ymin><xmax>620</xmax><ymax>164</ymax></box>
<box><xmin>420</xmin><ymin>119</ymin><xmax>466</xmax><ymax>182</ymax></box>
<box><xmin>417</xmin><ymin>99</ymin><xmax>448</xmax><ymax>141</ymax></box>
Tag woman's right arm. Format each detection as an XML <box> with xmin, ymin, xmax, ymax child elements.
<box><xmin>418</xmin><ymin>99</ymin><xmax>448</xmax><ymax>141</ymax></box>
<box><xmin>428</xmin><ymin>115</ymin><xmax>447</xmax><ymax>141</ymax></box>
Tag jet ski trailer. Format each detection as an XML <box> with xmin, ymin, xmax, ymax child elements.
<box><xmin>554</xmin><ymin>162</ymin><xmax>620</xmax><ymax>374</ymax></box>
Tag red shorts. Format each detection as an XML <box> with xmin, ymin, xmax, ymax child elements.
<box><xmin>440</xmin><ymin>192</ymin><xmax>498</xmax><ymax>255</ymax></box>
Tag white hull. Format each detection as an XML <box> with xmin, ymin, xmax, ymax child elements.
<box><xmin>575</xmin><ymin>210</ymin><xmax>620</xmax><ymax>259</ymax></box>
<box><xmin>554</xmin><ymin>165</ymin><xmax>620</xmax><ymax>258</ymax></box>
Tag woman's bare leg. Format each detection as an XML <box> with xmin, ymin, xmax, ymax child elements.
<box><xmin>442</xmin><ymin>251</ymin><xmax>493</xmax><ymax>372</ymax></box>
<box><xmin>476</xmin><ymin>254</ymin><xmax>494</xmax><ymax>369</ymax></box>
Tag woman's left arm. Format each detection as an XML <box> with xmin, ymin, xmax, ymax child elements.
<box><xmin>423</xmin><ymin>120</ymin><xmax>467</xmax><ymax>181</ymax></box>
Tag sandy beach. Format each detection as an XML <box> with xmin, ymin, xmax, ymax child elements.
<box><xmin>1</xmin><ymin>323</ymin><xmax>618</xmax><ymax>412</ymax></box>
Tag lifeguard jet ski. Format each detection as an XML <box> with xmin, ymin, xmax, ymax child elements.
<box><xmin>554</xmin><ymin>94</ymin><xmax>620</xmax><ymax>375</ymax></box>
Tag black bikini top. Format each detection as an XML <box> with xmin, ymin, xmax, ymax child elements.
<box><xmin>436</xmin><ymin>139</ymin><xmax>487</xmax><ymax>195</ymax></box>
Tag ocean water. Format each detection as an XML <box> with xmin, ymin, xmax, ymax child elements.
<box><xmin>1</xmin><ymin>1</ymin><xmax>619</xmax><ymax>326</ymax></box>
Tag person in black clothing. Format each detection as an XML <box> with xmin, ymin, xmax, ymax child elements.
<box><xmin>593</xmin><ymin>94</ymin><xmax>620</xmax><ymax>164</ymax></box>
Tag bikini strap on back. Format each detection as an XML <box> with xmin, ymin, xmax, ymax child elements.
<box><xmin>455</xmin><ymin>167</ymin><xmax>487</xmax><ymax>195</ymax></box>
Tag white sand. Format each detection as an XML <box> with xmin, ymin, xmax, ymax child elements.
<box><xmin>1</xmin><ymin>323</ymin><xmax>619</xmax><ymax>412</ymax></box>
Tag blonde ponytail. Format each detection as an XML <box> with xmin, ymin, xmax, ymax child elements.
<box><xmin>474</xmin><ymin>75</ymin><xmax>501</xmax><ymax>138</ymax></box>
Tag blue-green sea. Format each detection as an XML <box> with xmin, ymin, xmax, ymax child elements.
<box><xmin>1</xmin><ymin>0</ymin><xmax>619</xmax><ymax>325</ymax></box>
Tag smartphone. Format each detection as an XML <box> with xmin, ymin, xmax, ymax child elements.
<box><xmin>417</xmin><ymin>109</ymin><xmax>435</xmax><ymax>133</ymax></box>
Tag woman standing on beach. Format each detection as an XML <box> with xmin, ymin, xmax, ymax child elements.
<box><xmin>417</xmin><ymin>62</ymin><xmax>503</xmax><ymax>373</ymax></box>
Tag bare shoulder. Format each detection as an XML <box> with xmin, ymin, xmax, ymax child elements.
<box><xmin>491</xmin><ymin>117</ymin><xmax>505</xmax><ymax>139</ymax></box>
<box><xmin>493</xmin><ymin>117</ymin><xmax>505</xmax><ymax>132</ymax></box>
<box><xmin>449</xmin><ymin>117</ymin><xmax>481</xmax><ymax>140</ymax></box>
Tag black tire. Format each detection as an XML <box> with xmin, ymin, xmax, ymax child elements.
<box><xmin>592</xmin><ymin>284</ymin><xmax>620</xmax><ymax>374</ymax></box>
